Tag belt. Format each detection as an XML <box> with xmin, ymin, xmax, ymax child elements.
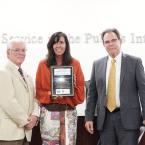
<box><xmin>106</xmin><ymin>107</ymin><xmax>120</xmax><ymax>113</ymax></box>
<box><xmin>42</xmin><ymin>103</ymin><xmax>75</xmax><ymax>111</ymax></box>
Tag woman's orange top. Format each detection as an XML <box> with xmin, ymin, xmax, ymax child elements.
<box><xmin>36</xmin><ymin>58</ymin><xmax>85</xmax><ymax>107</ymax></box>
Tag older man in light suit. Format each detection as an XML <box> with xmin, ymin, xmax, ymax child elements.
<box><xmin>0</xmin><ymin>39</ymin><xmax>39</xmax><ymax>145</ymax></box>
<box><xmin>85</xmin><ymin>28</ymin><xmax>145</xmax><ymax>145</ymax></box>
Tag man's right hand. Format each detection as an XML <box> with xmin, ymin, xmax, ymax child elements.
<box><xmin>85</xmin><ymin>121</ymin><xmax>94</xmax><ymax>134</ymax></box>
<box><xmin>25</xmin><ymin>115</ymin><xmax>38</xmax><ymax>130</ymax></box>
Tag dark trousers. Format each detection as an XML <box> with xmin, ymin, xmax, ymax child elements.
<box><xmin>99</xmin><ymin>110</ymin><xmax>140</xmax><ymax>145</ymax></box>
<box><xmin>0</xmin><ymin>138</ymin><xmax>29</xmax><ymax>145</ymax></box>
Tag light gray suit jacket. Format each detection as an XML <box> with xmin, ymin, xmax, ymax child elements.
<box><xmin>0</xmin><ymin>61</ymin><xmax>39</xmax><ymax>141</ymax></box>
<box><xmin>85</xmin><ymin>53</ymin><xmax>145</xmax><ymax>130</ymax></box>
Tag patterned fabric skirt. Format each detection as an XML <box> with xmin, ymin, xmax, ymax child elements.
<box><xmin>40</xmin><ymin>106</ymin><xmax>77</xmax><ymax>145</ymax></box>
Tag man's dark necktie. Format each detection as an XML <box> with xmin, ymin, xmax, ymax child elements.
<box><xmin>18</xmin><ymin>68</ymin><xmax>25</xmax><ymax>81</ymax></box>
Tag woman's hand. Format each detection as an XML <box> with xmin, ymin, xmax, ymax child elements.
<box><xmin>52</xmin><ymin>95</ymin><xmax>63</xmax><ymax>101</ymax></box>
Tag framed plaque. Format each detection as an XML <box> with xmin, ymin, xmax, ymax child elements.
<box><xmin>51</xmin><ymin>66</ymin><xmax>74</xmax><ymax>97</ymax></box>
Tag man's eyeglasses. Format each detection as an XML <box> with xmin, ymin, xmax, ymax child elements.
<box><xmin>104</xmin><ymin>39</ymin><xmax>118</xmax><ymax>45</ymax></box>
<box><xmin>10</xmin><ymin>48</ymin><xmax>27</xmax><ymax>53</ymax></box>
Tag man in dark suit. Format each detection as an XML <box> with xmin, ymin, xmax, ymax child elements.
<box><xmin>85</xmin><ymin>28</ymin><xmax>145</xmax><ymax>145</ymax></box>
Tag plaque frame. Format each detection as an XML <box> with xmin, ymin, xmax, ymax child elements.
<box><xmin>51</xmin><ymin>66</ymin><xmax>74</xmax><ymax>97</ymax></box>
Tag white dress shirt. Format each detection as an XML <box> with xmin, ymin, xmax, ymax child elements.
<box><xmin>106</xmin><ymin>52</ymin><xmax>122</xmax><ymax>107</ymax></box>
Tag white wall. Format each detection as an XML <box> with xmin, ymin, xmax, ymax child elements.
<box><xmin>0</xmin><ymin>0</ymin><xmax>145</xmax><ymax>115</ymax></box>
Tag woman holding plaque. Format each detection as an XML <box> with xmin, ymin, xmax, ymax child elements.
<box><xmin>36</xmin><ymin>32</ymin><xmax>85</xmax><ymax>145</ymax></box>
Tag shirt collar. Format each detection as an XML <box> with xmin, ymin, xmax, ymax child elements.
<box><xmin>108</xmin><ymin>51</ymin><xmax>122</xmax><ymax>63</ymax></box>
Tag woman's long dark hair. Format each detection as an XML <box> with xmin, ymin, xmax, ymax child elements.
<box><xmin>46</xmin><ymin>32</ymin><xmax>72</xmax><ymax>67</ymax></box>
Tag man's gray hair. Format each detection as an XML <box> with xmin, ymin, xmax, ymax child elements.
<box><xmin>7</xmin><ymin>38</ymin><xmax>26</xmax><ymax>49</ymax></box>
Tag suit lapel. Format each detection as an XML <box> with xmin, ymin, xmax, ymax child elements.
<box><xmin>102</xmin><ymin>56</ymin><xmax>108</xmax><ymax>88</ymax></box>
<box><xmin>6</xmin><ymin>62</ymin><xmax>29</xmax><ymax>91</ymax></box>
<box><xmin>23</xmin><ymin>74</ymin><xmax>31</xmax><ymax>92</ymax></box>
<box><xmin>102</xmin><ymin>57</ymin><xmax>108</xmax><ymax>106</ymax></box>
<box><xmin>120</xmin><ymin>53</ymin><xmax>127</xmax><ymax>86</ymax></box>
<box><xmin>17</xmin><ymin>71</ymin><xmax>29</xmax><ymax>90</ymax></box>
